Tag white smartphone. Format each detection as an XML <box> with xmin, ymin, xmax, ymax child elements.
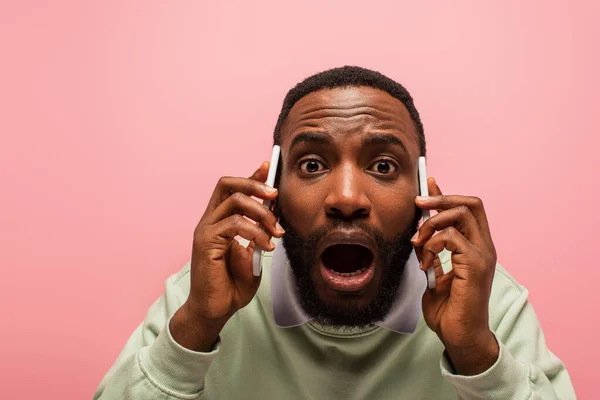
<box><xmin>253</xmin><ymin>145</ymin><xmax>281</xmax><ymax>276</ymax></box>
<box><xmin>418</xmin><ymin>156</ymin><xmax>436</xmax><ymax>289</ymax></box>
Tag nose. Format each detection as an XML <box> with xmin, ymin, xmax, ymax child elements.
<box><xmin>324</xmin><ymin>164</ymin><xmax>371</xmax><ymax>219</ymax></box>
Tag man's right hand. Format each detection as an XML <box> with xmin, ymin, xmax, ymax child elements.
<box><xmin>170</xmin><ymin>162</ymin><xmax>284</xmax><ymax>351</ymax></box>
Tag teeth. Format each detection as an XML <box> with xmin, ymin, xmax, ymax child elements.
<box><xmin>330</xmin><ymin>268</ymin><xmax>367</xmax><ymax>277</ymax></box>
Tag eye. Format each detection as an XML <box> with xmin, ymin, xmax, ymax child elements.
<box><xmin>299</xmin><ymin>158</ymin><xmax>326</xmax><ymax>174</ymax></box>
<box><xmin>367</xmin><ymin>159</ymin><xmax>398</xmax><ymax>175</ymax></box>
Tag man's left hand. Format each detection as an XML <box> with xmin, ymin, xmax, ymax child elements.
<box><xmin>412</xmin><ymin>177</ymin><xmax>499</xmax><ymax>376</ymax></box>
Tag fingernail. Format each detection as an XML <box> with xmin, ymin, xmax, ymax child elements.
<box><xmin>269</xmin><ymin>240</ymin><xmax>276</xmax><ymax>249</ymax></box>
<box><xmin>416</xmin><ymin>196</ymin><xmax>429</xmax><ymax>202</ymax></box>
<box><xmin>419</xmin><ymin>261</ymin><xmax>424</xmax><ymax>271</ymax></box>
<box><xmin>411</xmin><ymin>231</ymin><xmax>419</xmax><ymax>242</ymax></box>
<box><xmin>276</xmin><ymin>222</ymin><xmax>285</xmax><ymax>234</ymax></box>
<box><xmin>265</xmin><ymin>185</ymin><xmax>277</xmax><ymax>194</ymax></box>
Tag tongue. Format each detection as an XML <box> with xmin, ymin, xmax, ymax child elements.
<box><xmin>322</xmin><ymin>244</ymin><xmax>365</xmax><ymax>274</ymax></box>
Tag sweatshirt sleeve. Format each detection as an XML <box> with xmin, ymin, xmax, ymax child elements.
<box><xmin>440</xmin><ymin>266</ymin><xmax>577</xmax><ymax>399</ymax></box>
<box><xmin>93</xmin><ymin>262</ymin><xmax>219</xmax><ymax>400</ymax></box>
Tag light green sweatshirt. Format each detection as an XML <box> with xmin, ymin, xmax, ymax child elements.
<box><xmin>94</xmin><ymin>248</ymin><xmax>576</xmax><ymax>399</ymax></box>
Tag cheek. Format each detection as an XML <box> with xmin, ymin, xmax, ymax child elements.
<box><xmin>278</xmin><ymin>183</ymin><xmax>324</xmax><ymax>231</ymax></box>
<box><xmin>372</xmin><ymin>190</ymin><xmax>418</xmax><ymax>234</ymax></box>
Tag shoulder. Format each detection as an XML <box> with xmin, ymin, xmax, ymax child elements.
<box><xmin>488</xmin><ymin>263</ymin><xmax>529</xmax><ymax>328</ymax></box>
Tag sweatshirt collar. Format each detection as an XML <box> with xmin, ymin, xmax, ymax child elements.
<box><xmin>269</xmin><ymin>242</ymin><xmax>426</xmax><ymax>335</ymax></box>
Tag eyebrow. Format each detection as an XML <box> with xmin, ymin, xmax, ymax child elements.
<box><xmin>289</xmin><ymin>131</ymin><xmax>408</xmax><ymax>154</ymax></box>
<box><xmin>290</xmin><ymin>132</ymin><xmax>331</xmax><ymax>150</ymax></box>
<box><xmin>363</xmin><ymin>133</ymin><xmax>408</xmax><ymax>154</ymax></box>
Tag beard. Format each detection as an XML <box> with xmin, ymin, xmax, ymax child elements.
<box><xmin>275</xmin><ymin>204</ymin><xmax>420</xmax><ymax>328</ymax></box>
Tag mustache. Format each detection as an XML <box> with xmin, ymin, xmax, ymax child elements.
<box><xmin>274</xmin><ymin>204</ymin><xmax>384</xmax><ymax>243</ymax></box>
<box><xmin>274</xmin><ymin>202</ymin><xmax>422</xmax><ymax>237</ymax></box>
<box><xmin>278</xmin><ymin>216</ymin><xmax>386</xmax><ymax>253</ymax></box>
<box><xmin>305</xmin><ymin>219</ymin><xmax>384</xmax><ymax>246</ymax></box>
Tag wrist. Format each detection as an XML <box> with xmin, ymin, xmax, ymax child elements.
<box><xmin>444</xmin><ymin>330</ymin><xmax>499</xmax><ymax>376</ymax></box>
<box><xmin>170</xmin><ymin>303</ymin><xmax>227</xmax><ymax>352</ymax></box>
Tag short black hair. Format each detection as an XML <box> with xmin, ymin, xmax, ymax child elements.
<box><xmin>273</xmin><ymin>66</ymin><xmax>426</xmax><ymax>155</ymax></box>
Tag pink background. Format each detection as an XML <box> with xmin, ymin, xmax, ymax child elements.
<box><xmin>1</xmin><ymin>1</ymin><xmax>596</xmax><ymax>398</ymax></box>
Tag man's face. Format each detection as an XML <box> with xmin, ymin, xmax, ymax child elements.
<box><xmin>275</xmin><ymin>86</ymin><xmax>422</xmax><ymax>327</ymax></box>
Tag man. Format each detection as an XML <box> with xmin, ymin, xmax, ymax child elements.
<box><xmin>94</xmin><ymin>66</ymin><xmax>575</xmax><ymax>399</ymax></box>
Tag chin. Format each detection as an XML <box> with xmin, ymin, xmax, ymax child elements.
<box><xmin>303</xmin><ymin>264</ymin><xmax>391</xmax><ymax>327</ymax></box>
<box><xmin>311</xmin><ymin>265</ymin><xmax>383</xmax><ymax>310</ymax></box>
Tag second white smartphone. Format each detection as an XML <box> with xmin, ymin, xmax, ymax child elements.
<box><xmin>252</xmin><ymin>145</ymin><xmax>281</xmax><ymax>277</ymax></box>
<box><xmin>418</xmin><ymin>156</ymin><xmax>437</xmax><ymax>289</ymax></box>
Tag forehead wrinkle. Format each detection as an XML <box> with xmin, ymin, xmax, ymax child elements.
<box><xmin>291</xmin><ymin>110</ymin><xmax>408</xmax><ymax>136</ymax></box>
<box><xmin>295</xmin><ymin>105</ymin><xmax>400</xmax><ymax>122</ymax></box>
<box><xmin>281</xmin><ymin>88</ymin><xmax>419</xmax><ymax>151</ymax></box>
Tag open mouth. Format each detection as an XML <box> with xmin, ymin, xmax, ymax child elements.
<box><xmin>319</xmin><ymin>244</ymin><xmax>376</xmax><ymax>292</ymax></box>
<box><xmin>321</xmin><ymin>244</ymin><xmax>374</xmax><ymax>276</ymax></box>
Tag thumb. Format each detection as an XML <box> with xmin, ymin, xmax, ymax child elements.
<box><xmin>428</xmin><ymin>177</ymin><xmax>443</xmax><ymax>196</ymax></box>
<box><xmin>249</xmin><ymin>161</ymin><xmax>270</xmax><ymax>182</ymax></box>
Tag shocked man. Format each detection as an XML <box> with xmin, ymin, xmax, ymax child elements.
<box><xmin>94</xmin><ymin>66</ymin><xmax>576</xmax><ymax>399</ymax></box>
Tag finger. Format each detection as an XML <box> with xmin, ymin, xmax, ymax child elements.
<box><xmin>422</xmin><ymin>268</ymin><xmax>454</xmax><ymax>307</ymax></box>
<box><xmin>414</xmin><ymin>243</ymin><xmax>423</xmax><ymax>263</ymax></box>
<box><xmin>419</xmin><ymin>226</ymin><xmax>475</xmax><ymax>273</ymax></box>
<box><xmin>229</xmin><ymin>238</ymin><xmax>258</xmax><ymax>276</ymax></box>
<box><xmin>212</xmin><ymin>214</ymin><xmax>275</xmax><ymax>252</ymax></box>
<box><xmin>428</xmin><ymin>177</ymin><xmax>443</xmax><ymax>197</ymax></box>
<box><xmin>207</xmin><ymin>192</ymin><xmax>284</xmax><ymax>238</ymax></box>
<box><xmin>415</xmin><ymin>194</ymin><xmax>491</xmax><ymax>239</ymax></box>
<box><xmin>418</xmin><ymin>253</ymin><xmax>453</xmax><ymax>292</ymax></box>
<box><xmin>227</xmin><ymin>240</ymin><xmax>263</xmax><ymax>300</ymax></box>
<box><xmin>433</xmin><ymin>256</ymin><xmax>447</xmax><ymax>279</ymax></box>
<box><xmin>240</xmin><ymin>238</ymin><xmax>257</xmax><ymax>267</ymax></box>
<box><xmin>206</xmin><ymin>175</ymin><xmax>278</xmax><ymax>214</ymax></box>
<box><xmin>249</xmin><ymin>161</ymin><xmax>270</xmax><ymax>181</ymax></box>
<box><xmin>226</xmin><ymin>239</ymin><xmax>262</xmax><ymax>296</ymax></box>
<box><xmin>412</xmin><ymin>205</ymin><xmax>482</xmax><ymax>247</ymax></box>
<box><xmin>427</xmin><ymin>256</ymin><xmax>452</xmax><ymax>289</ymax></box>
<box><xmin>229</xmin><ymin>238</ymin><xmax>252</xmax><ymax>265</ymax></box>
